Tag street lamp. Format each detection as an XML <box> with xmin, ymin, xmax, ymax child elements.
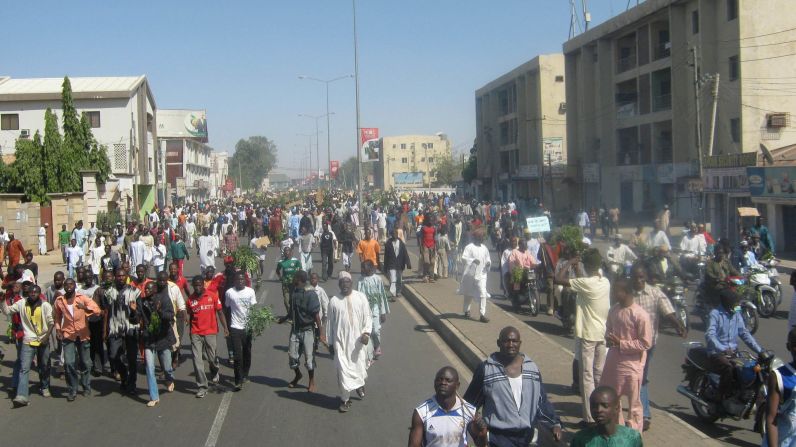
<box><xmin>296</xmin><ymin>132</ymin><xmax>315</xmax><ymax>188</ymax></box>
<box><xmin>299</xmin><ymin>113</ymin><xmax>334</xmax><ymax>188</ymax></box>
<box><xmin>298</xmin><ymin>74</ymin><xmax>353</xmax><ymax>190</ymax></box>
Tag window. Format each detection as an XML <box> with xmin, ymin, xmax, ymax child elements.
<box><xmin>428</xmin><ymin>157</ymin><xmax>434</xmax><ymax>163</ymax></box>
<box><xmin>400</xmin><ymin>143</ymin><xmax>406</xmax><ymax>149</ymax></box>
<box><xmin>392</xmin><ymin>144</ymin><xmax>396</xmax><ymax>149</ymax></box>
<box><xmin>114</xmin><ymin>143</ymin><xmax>127</xmax><ymax>171</ymax></box>
<box><xmin>555</xmin><ymin>75</ymin><xmax>564</xmax><ymax>83</ymax></box>
<box><xmin>427</xmin><ymin>143</ymin><xmax>433</xmax><ymax>149</ymax></box>
<box><xmin>1</xmin><ymin>113</ymin><xmax>19</xmax><ymax>130</ymax></box>
<box><xmin>85</xmin><ymin>111</ymin><xmax>101</xmax><ymax>128</ymax></box>
<box><xmin>401</xmin><ymin>157</ymin><xmax>408</xmax><ymax>163</ymax></box>
<box><xmin>691</xmin><ymin>10</ymin><xmax>699</xmax><ymax>34</ymax></box>
<box><xmin>729</xmin><ymin>56</ymin><xmax>739</xmax><ymax>81</ymax></box>
<box><xmin>767</xmin><ymin>113</ymin><xmax>789</xmax><ymax>128</ymax></box>
<box><xmin>420</xmin><ymin>157</ymin><xmax>425</xmax><ymax>162</ymax></box>
<box><xmin>730</xmin><ymin>118</ymin><xmax>741</xmax><ymax>142</ymax></box>
<box><xmin>727</xmin><ymin>0</ymin><xmax>738</xmax><ymax>20</ymax></box>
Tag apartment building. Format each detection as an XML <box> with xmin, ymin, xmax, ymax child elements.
<box><xmin>563</xmin><ymin>0</ymin><xmax>796</xmax><ymax>227</ymax></box>
<box><xmin>157</xmin><ymin>109</ymin><xmax>211</xmax><ymax>203</ymax></box>
<box><xmin>0</xmin><ymin>75</ymin><xmax>159</xmax><ymax>216</ymax></box>
<box><xmin>209</xmin><ymin>151</ymin><xmax>229</xmax><ymax>198</ymax></box>
<box><xmin>377</xmin><ymin>134</ymin><xmax>452</xmax><ymax>190</ymax></box>
<box><xmin>474</xmin><ymin>54</ymin><xmax>569</xmax><ymax>207</ymax></box>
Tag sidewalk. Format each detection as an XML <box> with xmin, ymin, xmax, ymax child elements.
<box><xmin>400</xmin><ymin>277</ymin><xmax>721</xmax><ymax>446</ymax></box>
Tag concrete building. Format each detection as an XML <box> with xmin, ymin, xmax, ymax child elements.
<box><xmin>157</xmin><ymin>109</ymin><xmax>211</xmax><ymax>203</ymax></box>
<box><xmin>209</xmin><ymin>151</ymin><xmax>229</xmax><ymax>198</ymax></box>
<box><xmin>474</xmin><ymin>54</ymin><xmax>569</xmax><ymax>206</ymax></box>
<box><xmin>376</xmin><ymin>134</ymin><xmax>453</xmax><ymax>190</ymax></box>
<box><xmin>563</xmin><ymin>0</ymin><xmax>796</xmax><ymax>224</ymax></box>
<box><xmin>0</xmin><ymin>75</ymin><xmax>159</xmax><ymax>217</ymax></box>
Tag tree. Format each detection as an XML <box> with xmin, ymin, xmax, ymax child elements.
<box><xmin>5</xmin><ymin>132</ymin><xmax>48</xmax><ymax>202</ymax></box>
<box><xmin>337</xmin><ymin>156</ymin><xmax>373</xmax><ymax>189</ymax></box>
<box><xmin>229</xmin><ymin>136</ymin><xmax>278</xmax><ymax>191</ymax></box>
<box><xmin>462</xmin><ymin>140</ymin><xmax>478</xmax><ymax>183</ymax></box>
<box><xmin>80</xmin><ymin>113</ymin><xmax>112</xmax><ymax>183</ymax></box>
<box><xmin>42</xmin><ymin>108</ymin><xmax>62</xmax><ymax>192</ymax></box>
<box><xmin>431</xmin><ymin>155</ymin><xmax>461</xmax><ymax>187</ymax></box>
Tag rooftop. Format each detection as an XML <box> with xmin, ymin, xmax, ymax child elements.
<box><xmin>0</xmin><ymin>75</ymin><xmax>148</xmax><ymax>101</ymax></box>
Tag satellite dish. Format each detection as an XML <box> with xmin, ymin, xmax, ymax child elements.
<box><xmin>759</xmin><ymin>143</ymin><xmax>774</xmax><ymax>165</ymax></box>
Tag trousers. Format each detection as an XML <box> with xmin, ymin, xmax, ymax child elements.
<box><xmin>63</xmin><ymin>338</ymin><xmax>92</xmax><ymax>396</ymax></box>
<box><xmin>578</xmin><ymin>338</ymin><xmax>607</xmax><ymax>422</ymax></box>
<box><xmin>230</xmin><ymin>328</ymin><xmax>252</xmax><ymax>385</ymax></box>
<box><xmin>190</xmin><ymin>333</ymin><xmax>219</xmax><ymax>390</ymax></box>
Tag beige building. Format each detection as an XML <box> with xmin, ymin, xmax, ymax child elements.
<box><xmin>377</xmin><ymin>134</ymin><xmax>452</xmax><ymax>190</ymax></box>
<box><xmin>474</xmin><ymin>54</ymin><xmax>569</xmax><ymax>207</ymax></box>
<box><xmin>564</xmin><ymin>0</ymin><xmax>796</xmax><ymax>222</ymax></box>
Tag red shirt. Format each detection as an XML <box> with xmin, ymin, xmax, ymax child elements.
<box><xmin>421</xmin><ymin>226</ymin><xmax>436</xmax><ymax>249</ymax></box>
<box><xmin>171</xmin><ymin>275</ymin><xmax>190</xmax><ymax>297</ymax></box>
<box><xmin>187</xmin><ymin>291</ymin><xmax>222</xmax><ymax>335</ymax></box>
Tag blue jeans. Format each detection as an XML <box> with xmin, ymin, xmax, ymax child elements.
<box><xmin>641</xmin><ymin>345</ymin><xmax>656</xmax><ymax>420</ymax></box>
<box><xmin>145</xmin><ymin>348</ymin><xmax>174</xmax><ymax>401</ymax></box>
<box><xmin>17</xmin><ymin>343</ymin><xmax>51</xmax><ymax>399</ymax></box>
<box><xmin>63</xmin><ymin>338</ymin><xmax>92</xmax><ymax>396</ymax></box>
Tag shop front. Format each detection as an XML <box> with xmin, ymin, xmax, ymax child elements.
<box><xmin>746</xmin><ymin>165</ymin><xmax>796</xmax><ymax>253</ymax></box>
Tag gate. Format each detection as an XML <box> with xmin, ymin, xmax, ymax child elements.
<box><xmin>41</xmin><ymin>205</ymin><xmax>54</xmax><ymax>252</ymax></box>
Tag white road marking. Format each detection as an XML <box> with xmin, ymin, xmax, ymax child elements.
<box><xmin>204</xmin><ymin>391</ymin><xmax>233</xmax><ymax>447</ymax></box>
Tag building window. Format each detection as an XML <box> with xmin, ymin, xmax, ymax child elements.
<box><xmin>148</xmin><ymin>157</ymin><xmax>153</xmax><ymax>172</ymax></box>
<box><xmin>727</xmin><ymin>0</ymin><xmax>738</xmax><ymax>20</ymax></box>
<box><xmin>0</xmin><ymin>113</ymin><xmax>19</xmax><ymax>130</ymax></box>
<box><xmin>401</xmin><ymin>157</ymin><xmax>408</xmax><ymax>163</ymax></box>
<box><xmin>420</xmin><ymin>157</ymin><xmax>426</xmax><ymax>162</ymax></box>
<box><xmin>428</xmin><ymin>157</ymin><xmax>434</xmax><ymax>163</ymax></box>
<box><xmin>555</xmin><ymin>75</ymin><xmax>564</xmax><ymax>83</ymax></box>
<box><xmin>114</xmin><ymin>143</ymin><xmax>127</xmax><ymax>171</ymax></box>
<box><xmin>400</xmin><ymin>143</ymin><xmax>406</xmax><ymax>149</ymax></box>
<box><xmin>85</xmin><ymin>111</ymin><xmax>101</xmax><ymax>128</ymax></box>
<box><xmin>691</xmin><ymin>10</ymin><xmax>699</xmax><ymax>34</ymax></box>
<box><xmin>729</xmin><ymin>56</ymin><xmax>739</xmax><ymax>81</ymax></box>
<box><xmin>427</xmin><ymin>143</ymin><xmax>433</xmax><ymax>149</ymax></box>
<box><xmin>392</xmin><ymin>144</ymin><xmax>396</xmax><ymax>149</ymax></box>
<box><xmin>730</xmin><ymin>118</ymin><xmax>741</xmax><ymax>142</ymax></box>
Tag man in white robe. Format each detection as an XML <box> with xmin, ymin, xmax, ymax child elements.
<box><xmin>38</xmin><ymin>224</ymin><xmax>48</xmax><ymax>255</ymax></box>
<box><xmin>197</xmin><ymin>228</ymin><xmax>217</xmax><ymax>273</ymax></box>
<box><xmin>328</xmin><ymin>271</ymin><xmax>372</xmax><ymax>412</ymax></box>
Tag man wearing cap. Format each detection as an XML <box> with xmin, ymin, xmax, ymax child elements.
<box><xmin>647</xmin><ymin>220</ymin><xmax>671</xmax><ymax>252</ymax></box>
<box><xmin>606</xmin><ymin>234</ymin><xmax>637</xmax><ymax>266</ymax></box>
<box><xmin>38</xmin><ymin>224</ymin><xmax>48</xmax><ymax>256</ymax></box>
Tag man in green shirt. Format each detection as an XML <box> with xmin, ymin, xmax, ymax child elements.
<box><xmin>169</xmin><ymin>234</ymin><xmax>190</xmax><ymax>278</ymax></box>
<box><xmin>276</xmin><ymin>246</ymin><xmax>301</xmax><ymax>314</ymax></box>
<box><xmin>571</xmin><ymin>386</ymin><xmax>642</xmax><ymax>447</ymax></box>
<box><xmin>58</xmin><ymin>224</ymin><xmax>71</xmax><ymax>264</ymax></box>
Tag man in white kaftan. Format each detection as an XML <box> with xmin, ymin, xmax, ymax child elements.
<box><xmin>328</xmin><ymin>272</ymin><xmax>372</xmax><ymax>412</ymax></box>
<box><xmin>197</xmin><ymin>229</ymin><xmax>217</xmax><ymax>273</ymax></box>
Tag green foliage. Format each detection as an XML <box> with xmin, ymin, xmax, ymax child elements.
<box><xmin>229</xmin><ymin>136</ymin><xmax>278</xmax><ymax>191</ymax></box>
<box><xmin>96</xmin><ymin>209</ymin><xmax>123</xmax><ymax>231</ymax></box>
<box><xmin>432</xmin><ymin>155</ymin><xmax>461</xmax><ymax>187</ymax></box>
<box><xmin>5</xmin><ymin>133</ymin><xmax>48</xmax><ymax>202</ymax></box>
<box><xmin>245</xmin><ymin>305</ymin><xmax>277</xmax><ymax>339</ymax></box>
<box><xmin>231</xmin><ymin>246</ymin><xmax>260</xmax><ymax>275</ymax></box>
<box><xmin>147</xmin><ymin>310</ymin><xmax>162</xmax><ymax>335</ymax></box>
<box><xmin>551</xmin><ymin>225</ymin><xmax>586</xmax><ymax>255</ymax></box>
<box><xmin>43</xmin><ymin>108</ymin><xmax>62</xmax><ymax>192</ymax></box>
<box><xmin>337</xmin><ymin>156</ymin><xmax>372</xmax><ymax>189</ymax></box>
<box><xmin>81</xmin><ymin>113</ymin><xmax>112</xmax><ymax>183</ymax></box>
<box><xmin>462</xmin><ymin>155</ymin><xmax>477</xmax><ymax>183</ymax></box>
<box><xmin>511</xmin><ymin>266</ymin><xmax>525</xmax><ymax>285</ymax></box>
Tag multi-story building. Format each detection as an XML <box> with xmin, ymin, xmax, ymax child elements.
<box><xmin>209</xmin><ymin>151</ymin><xmax>229</xmax><ymax>198</ymax></box>
<box><xmin>157</xmin><ymin>109</ymin><xmax>211</xmax><ymax>203</ymax></box>
<box><xmin>563</xmin><ymin>0</ymin><xmax>796</xmax><ymax>228</ymax></box>
<box><xmin>0</xmin><ymin>75</ymin><xmax>159</xmax><ymax>216</ymax></box>
<box><xmin>475</xmin><ymin>54</ymin><xmax>568</xmax><ymax>206</ymax></box>
<box><xmin>377</xmin><ymin>134</ymin><xmax>452</xmax><ymax>190</ymax></box>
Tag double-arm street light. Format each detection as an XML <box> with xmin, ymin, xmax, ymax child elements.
<box><xmin>298</xmin><ymin>74</ymin><xmax>353</xmax><ymax>189</ymax></box>
<box><xmin>299</xmin><ymin>113</ymin><xmax>334</xmax><ymax>189</ymax></box>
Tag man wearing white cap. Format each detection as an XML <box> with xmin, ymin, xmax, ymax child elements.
<box><xmin>38</xmin><ymin>223</ymin><xmax>49</xmax><ymax>255</ymax></box>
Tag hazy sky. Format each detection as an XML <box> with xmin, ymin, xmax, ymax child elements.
<box><xmin>4</xmin><ymin>0</ymin><xmax>637</xmax><ymax>177</ymax></box>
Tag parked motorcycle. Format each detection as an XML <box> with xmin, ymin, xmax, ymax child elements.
<box><xmin>509</xmin><ymin>267</ymin><xmax>540</xmax><ymax>317</ymax></box>
<box><xmin>694</xmin><ymin>280</ymin><xmax>759</xmax><ymax>334</ymax></box>
<box><xmin>658</xmin><ymin>276</ymin><xmax>689</xmax><ymax>332</ymax></box>
<box><xmin>740</xmin><ymin>265</ymin><xmax>779</xmax><ymax>318</ymax></box>
<box><xmin>677</xmin><ymin>341</ymin><xmax>780</xmax><ymax>425</ymax></box>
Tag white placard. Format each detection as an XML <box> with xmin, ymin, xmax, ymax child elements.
<box><xmin>526</xmin><ymin>216</ymin><xmax>551</xmax><ymax>233</ymax></box>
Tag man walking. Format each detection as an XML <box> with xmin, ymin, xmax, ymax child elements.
<box><xmin>297</xmin><ymin>226</ymin><xmax>315</xmax><ymax>274</ymax></box>
<box><xmin>58</xmin><ymin>225</ymin><xmax>71</xmax><ymax>264</ymax></box>
<box><xmin>358</xmin><ymin>260</ymin><xmax>389</xmax><ymax>362</ymax></box>
<box><xmin>384</xmin><ymin>228</ymin><xmax>411</xmax><ymax>300</ymax></box>
<box><xmin>276</xmin><ymin>246</ymin><xmax>302</xmax><ymax>314</ymax></box>
<box><xmin>464</xmin><ymin>326</ymin><xmax>562</xmax><ymax>445</ymax></box>
<box><xmin>280</xmin><ymin>270</ymin><xmax>324</xmax><ymax>392</ymax></box>
<box><xmin>38</xmin><ymin>223</ymin><xmax>48</xmax><ymax>256</ymax></box>
<box><xmin>103</xmin><ymin>268</ymin><xmax>141</xmax><ymax>394</ymax></box>
<box><xmin>225</xmin><ymin>271</ymin><xmax>257</xmax><ymax>390</ymax></box>
<box><xmin>328</xmin><ymin>271</ymin><xmax>372</xmax><ymax>412</ymax></box>
<box><xmin>318</xmin><ymin>222</ymin><xmax>337</xmax><ymax>281</ymax></box>
<box><xmin>54</xmin><ymin>278</ymin><xmax>100</xmax><ymax>401</ymax></box>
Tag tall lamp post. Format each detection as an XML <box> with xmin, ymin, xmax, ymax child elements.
<box><xmin>297</xmin><ymin>132</ymin><xmax>315</xmax><ymax>189</ymax></box>
<box><xmin>299</xmin><ymin>113</ymin><xmax>333</xmax><ymax>188</ymax></box>
<box><xmin>298</xmin><ymin>74</ymin><xmax>353</xmax><ymax>189</ymax></box>
<box><xmin>352</xmin><ymin>0</ymin><xmax>363</xmax><ymax>222</ymax></box>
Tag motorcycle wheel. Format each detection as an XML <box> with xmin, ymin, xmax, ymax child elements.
<box><xmin>757</xmin><ymin>291</ymin><xmax>777</xmax><ymax>318</ymax></box>
<box><xmin>677</xmin><ymin>306</ymin><xmax>690</xmax><ymax>333</ymax></box>
<box><xmin>528</xmin><ymin>287</ymin><xmax>539</xmax><ymax>317</ymax></box>
<box><xmin>689</xmin><ymin>374</ymin><xmax>721</xmax><ymax>424</ymax></box>
<box><xmin>743</xmin><ymin>306</ymin><xmax>760</xmax><ymax>334</ymax></box>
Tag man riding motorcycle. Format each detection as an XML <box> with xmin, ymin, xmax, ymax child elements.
<box><xmin>646</xmin><ymin>245</ymin><xmax>682</xmax><ymax>284</ymax></box>
<box><xmin>605</xmin><ymin>234</ymin><xmax>636</xmax><ymax>278</ymax></box>
<box><xmin>702</xmin><ymin>246</ymin><xmax>740</xmax><ymax>307</ymax></box>
<box><xmin>705</xmin><ymin>288</ymin><xmax>764</xmax><ymax>409</ymax></box>
<box><xmin>678</xmin><ymin>224</ymin><xmax>707</xmax><ymax>279</ymax></box>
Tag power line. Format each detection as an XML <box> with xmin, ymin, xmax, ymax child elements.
<box><xmin>740</xmin><ymin>38</ymin><xmax>796</xmax><ymax>49</ymax></box>
<box><xmin>718</xmin><ymin>25</ymin><xmax>796</xmax><ymax>42</ymax></box>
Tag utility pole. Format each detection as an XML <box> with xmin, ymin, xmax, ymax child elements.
<box><xmin>707</xmin><ymin>73</ymin><xmax>721</xmax><ymax>158</ymax></box>
<box><xmin>691</xmin><ymin>46</ymin><xmax>705</xmax><ymax>219</ymax></box>
<box><xmin>353</xmin><ymin>0</ymin><xmax>363</xmax><ymax>222</ymax></box>
<box><xmin>238</xmin><ymin>159</ymin><xmax>242</xmax><ymax>194</ymax></box>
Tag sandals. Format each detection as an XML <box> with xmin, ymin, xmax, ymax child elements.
<box><xmin>147</xmin><ymin>400</ymin><xmax>160</xmax><ymax>407</ymax></box>
<box><xmin>356</xmin><ymin>387</ymin><xmax>365</xmax><ymax>399</ymax></box>
<box><xmin>167</xmin><ymin>382</ymin><xmax>175</xmax><ymax>393</ymax></box>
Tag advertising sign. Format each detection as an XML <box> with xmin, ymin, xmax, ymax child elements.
<box><xmin>515</xmin><ymin>164</ymin><xmax>539</xmax><ymax>179</ymax></box>
<box><xmin>157</xmin><ymin>109</ymin><xmax>208</xmax><ymax>142</ymax></box>
<box><xmin>223</xmin><ymin>177</ymin><xmax>235</xmax><ymax>193</ymax></box>
<box><xmin>330</xmin><ymin>160</ymin><xmax>340</xmax><ymax>179</ymax></box>
<box><xmin>175</xmin><ymin>177</ymin><xmax>186</xmax><ymax>197</ymax></box>
<box><xmin>703</xmin><ymin>168</ymin><xmax>749</xmax><ymax>193</ymax></box>
<box><xmin>526</xmin><ymin>216</ymin><xmax>551</xmax><ymax>233</ymax></box>
<box><xmin>360</xmin><ymin>128</ymin><xmax>380</xmax><ymax>162</ymax></box>
<box><xmin>542</xmin><ymin>137</ymin><xmax>565</xmax><ymax>178</ymax></box>
<box><xmin>393</xmin><ymin>172</ymin><xmax>424</xmax><ymax>185</ymax></box>
<box><xmin>747</xmin><ymin>166</ymin><xmax>796</xmax><ymax>197</ymax></box>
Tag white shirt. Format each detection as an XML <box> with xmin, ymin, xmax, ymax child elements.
<box><xmin>65</xmin><ymin>246</ymin><xmax>84</xmax><ymax>267</ymax></box>
<box><xmin>679</xmin><ymin>234</ymin><xmax>707</xmax><ymax>256</ymax></box>
<box><xmin>525</xmin><ymin>238</ymin><xmax>541</xmax><ymax>264</ymax></box>
<box><xmin>606</xmin><ymin>244</ymin><xmax>637</xmax><ymax>265</ymax></box>
<box><xmin>129</xmin><ymin>240</ymin><xmax>146</xmax><ymax>268</ymax></box>
<box><xmin>152</xmin><ymin>244</ymin><xmax>167</xmax><ymax>267</ymax></box>
<box><xmin>508</xmin><ymin>375</ymin><xmax>523</xmax><ymax>411</ymax></box>
<box><xmin>38</xmin><ymin>227</ymin><xmax>46</xmax><ymax>237</ymax></box>
<box><xmin>225</xmin><ymin>287</ymin><xmax>257</xmax><ymax>330</ymax></box>
<box><xmin>648</xmin><ymin>230</ymin><xmax>671</xmax><ymax>251</ymax></box>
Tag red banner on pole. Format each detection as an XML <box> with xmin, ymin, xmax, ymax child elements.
<box><xmin>330</xmin><ymin>160</ymin><xmax>340</xmax><ymax>179</ymax></box>
<box><xmin>360</xmin><ymin>128</ymin><xmax>380</xmax><ymax>162</ymax></box>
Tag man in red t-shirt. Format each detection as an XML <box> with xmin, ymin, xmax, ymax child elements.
<box><xmin>187</xmin><ymin>276</ymin><xmax>229</xmax><ymax>398</ymax></box>
<box><xmin>420</xmin><ymin>217</ymin><xmax>437</xmax><ymax>282</ymax></box>
<box><xmin>168</xmin><ymin>262</ymin><xmax>191</xmax><ymax>297</ymax></box>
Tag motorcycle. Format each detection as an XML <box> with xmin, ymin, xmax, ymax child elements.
<box><xmin>694</xmin><ymin>279</ymin><xmax>759</xmax><ymax>334</ymax></box>
<box><xmin>765</xmin><ymin>258</ymin><xmax>783</xmax><ymax>307</ymax></box>
<box><xmin>677</xmin><ymin>250</ymin><xmax>708</xmax><ymax>285</ymax></box>
<box><xmin>741</xmin><ymin>265</ymin><xmax>779</xmax><ymax>318</ymax></box>
<box><xmin>509</xmin><ymin>267</ymin><xmax>540</xmax><ymax>317</ymax></box>
<box><xmin>677</xmin><ymin>341</ymin><xmax>780</xmax><ymax>426</ymax></box>
<box><xmin>604</xmin><ymin>259</ymin><xmax>632</xmax><ymax>283</ymax></box>
<box><xmin>658</xmin><ymin>276</ymin><xmax>689</xmax><ymax>333</ymax></box>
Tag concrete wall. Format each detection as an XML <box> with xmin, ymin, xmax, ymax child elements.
<box><xmin>379</xmin><ymin>134</ymin><xmax>453</xmax><ymax>190</ymax></box>
<box><xmin>0</xmin><ymin>195</ymin><xmax>40</xmax><ymax>250</ymax></box>
<box><xmin>49</xmin><ymin>193</ymin><xmax>87</xmax><ymax>246</ymax></box>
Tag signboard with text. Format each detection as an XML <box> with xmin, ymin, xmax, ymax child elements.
<box><xmin>526</xmin><ymin>216</ymin><xmax>551</xmax><ymax>233</ymax></box>
<box><xmin>360</xmin><ymin>128</ymin><xmax>380</xmax><ymax>162</ymax></box>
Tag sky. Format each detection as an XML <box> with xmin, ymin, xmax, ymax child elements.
<box><xmin>3</xmin><ymin>0</ymin><xmax>638</xmax><ymax>178</ymax></box>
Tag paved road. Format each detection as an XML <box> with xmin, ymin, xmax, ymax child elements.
<box><xmin>0</xmin><ymin>244</ymin><xmax>471</xmax><ymax>447</ymax></box>
<box><xmin>404</xmin><ymin>235</ymin><xmax>793</xmax><ymax>447</ymax></box>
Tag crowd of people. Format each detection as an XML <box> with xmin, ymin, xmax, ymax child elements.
<box><xmin>2</xmin><ymin>189</ymin><xmax>795</xmax><ymax>447</ymax></box>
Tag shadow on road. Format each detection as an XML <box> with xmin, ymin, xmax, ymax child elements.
<box><xmin>659</xmin><ymin>404</ymin><xmax>760</xmax><ymax>447</ymax></box>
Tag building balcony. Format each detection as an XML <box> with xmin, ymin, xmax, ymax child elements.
<box><xmin>617</xmin><ymin>54</ymin><xmax>637</xmax><ymax>74</ymax></box>
<box><xmin>652</xmin><ymin>93</ymin><xmax>671</xmax><ymax>112</ymax></box>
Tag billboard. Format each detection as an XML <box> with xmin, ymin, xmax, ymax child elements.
<box><xmin>747</xmin><ymin>166</ymin><xmax>796</xmax><ymax>197</ymax></box>
<box><xmin>157</xmin><ymin>109</ymin><xmax>208</xmax><ymax>142</ymax></box>
<box><xmin>360</xmin><ymin>128</ymin><xmax>380</xmax><ymax>162</ymax></box>
<box><xmin>393</xmin><ymin>172</ymin><xmax>424</xmax><ymax>185</ymax></box>
<box><xmin>330</xmin><ymin>160</ymin><xmax>340</xmax><ymax>179</ymax></box>
<box><xmin>542</xmin><ymin>137</ymin><xmax>565</xmax><ymax>178</ymax></box>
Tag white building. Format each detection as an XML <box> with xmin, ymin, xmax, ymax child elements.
<box><xmin>157</xmin><ymin>109</ymin><xmax>212</xmax><ymax>203</ymax></box>
<box><xmin>209</xmin><ymin>151</ymin><xmax>229</xmax><ymax>198</ymax></box>
<box><xmin>0</xmin><ymin>75</ymin><xmax>159</xmax><ymax>216</ymax></box>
